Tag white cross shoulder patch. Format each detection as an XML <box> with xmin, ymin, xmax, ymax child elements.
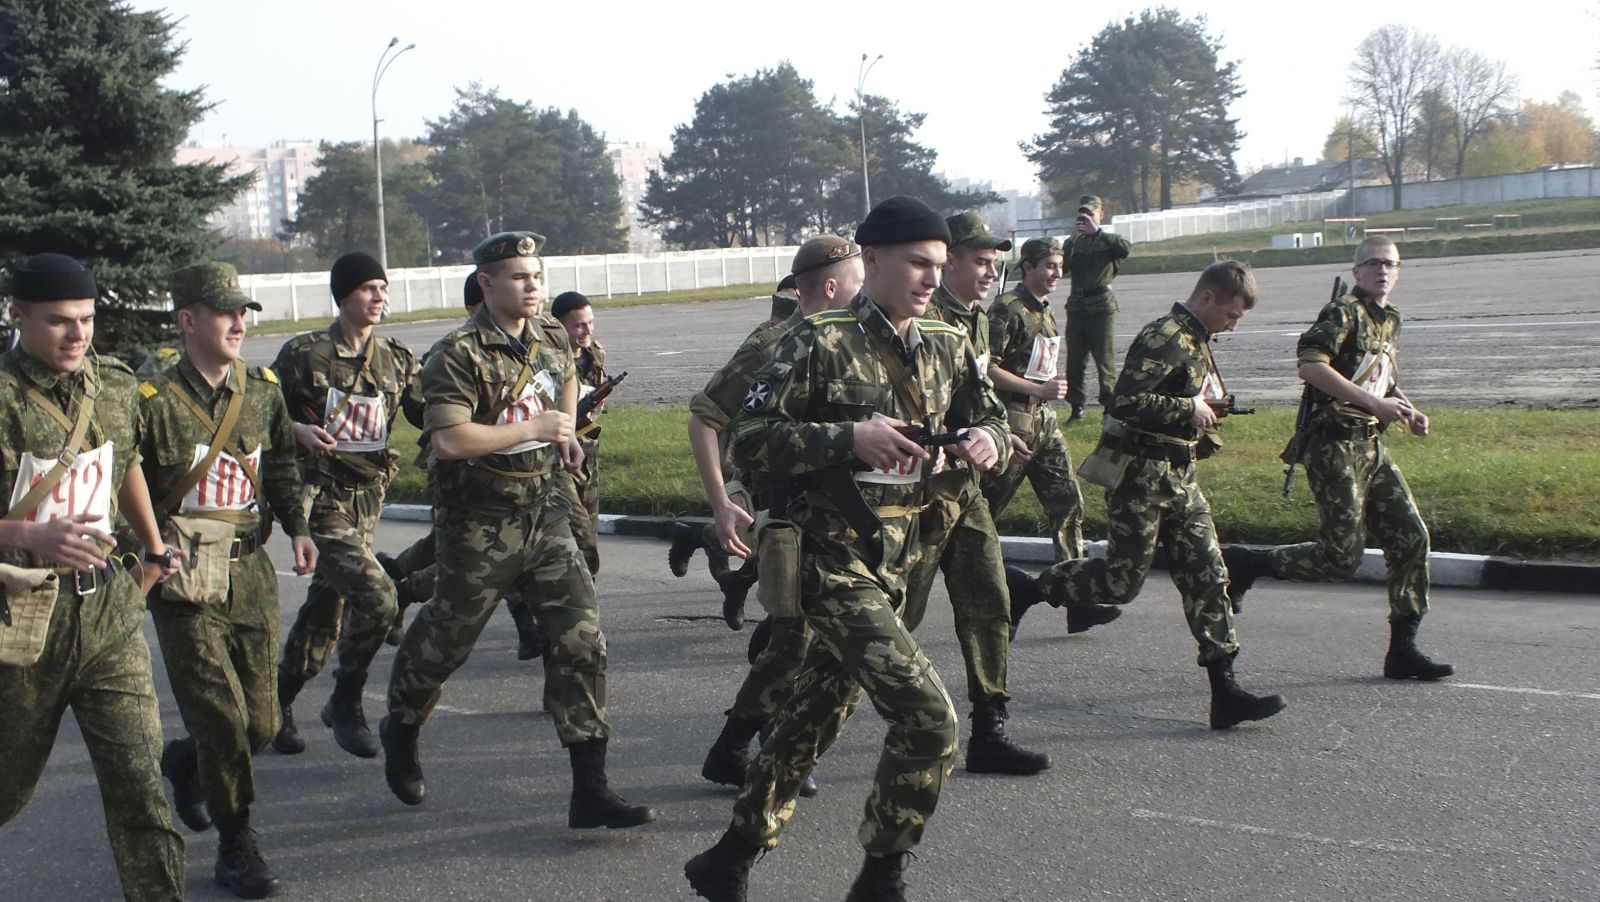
<box><xmin>743</xmin><ymin>379</ymin><xmax>772</xmax><ymax>412</ymax></box>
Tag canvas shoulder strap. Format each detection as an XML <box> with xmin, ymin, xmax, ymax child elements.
<box><xmin>323</xmin><ymin>334</ymin><xmax>377</xmax><ymax>429</ymax></box>
<box><xmin>3</xmin><ymin>373</ymin><xmax>97</xmax><ymax>521</ymax></box>
<box><xmin>156</xmin><ymin>363</ymin><xmax>256</xmax><ymax>512</ymax></box>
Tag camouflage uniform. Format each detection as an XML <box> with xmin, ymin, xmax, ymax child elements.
<box><xmin>1039</xmin><ymin>302</ymin><xmax>1240</xmax><ymax>666</ymax></box>
<box><xmin>898</xmin><ymin>284</ymin><xmax>1013</xmax><ymax>707</ymax></box>
<box><xmin>273</xmin><ymin>324</ymin><xmax>418</xmax><ymax>688</ymax></box>
<box><xmin>689</xmin><ymin>306</ymin><xmax>812</xmax><ymax>725</ymax></box>
<box><xmin>0</xmin><ymin>348</ymin><xmax>186</xmax><ymax>901</ymax></box>
<box><xmin>981</xmin><ymin>281</ymin><xmax>1086</xmax><ymax>561</ymax></box>
<box><xmin>140</xmin><ymin>354</ymin><xmax>309</xmax><ymax>816</ymax></box>
<box><xmin>1063</xmin><ymin>228</ymin><xmax>1131</xmax><ymax>410</ymax></box>
<box><xmin>727</xmin><ymin>292</ymin><xmax>1008</xmax><ymax>855</ymax></box>
<box><xmin>1269</xmin><ymin>289</ymin><xmax>1428</xmax><ymax>619</ymax></box>
<box><xmin>386</xmin><ymin>304</ymin><xmax>607</xmax><ymax>746</ymax></box>
<box><xmin>565</xmin><ymin>337</ymin><xmax>607</xmax><ymax>575</ymax></box>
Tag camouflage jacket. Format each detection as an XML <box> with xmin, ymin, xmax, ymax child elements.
<box><xmin>1110</xmin><ymin>302</ymin><xmax>1225</xmax><ymax>443</ymax></box>
<box><xmin>691</xmin><ymin>310</ymin><xmax>802</xmax><ymax>490</ymax></box>
<box><xmin>137</xmin><ymin>355</ymin><xmax>308</xmax><ymax>538</ymax></box>
<box><xmin>1296</xmin><ymin>288</ymin><xmax>1401</xmax><ymax>425</ymax></box>
<box><xmin>1065</xmin><ymin>230</ymin><xmax>1131</xmax><ymax>313</ymax></box>
<box><xmin>928</xmin><ymin>283</ymin><xmax>991</xmax><ymax>361</ymax></box>
<box><xmin>987</xmin><ymin>283</ymin><xmax>1059</xmax><ymax>410</ymax></box>
<box><xmin>271</xmin><ymin>323</ymin><xmax>419</xmax><ymax>486</ymax></box>
<box><xmin>731</xmin><ymin>293</ymin><xmax>1009</xmax><ymax>527</ymax></box>
<box><xmin>0</xmin><ymin>350</ymin><xmax>142</xmax><ymax>570</ymax></box>
<box><xmin>574</xmin><ymin>339</ymin><xmax>608</xmax><ymax>445</ymax></box>
<box><xmin>419</xmin><ymin>305</ymin><xmax>576</xmax><ymax>515</ymax></box>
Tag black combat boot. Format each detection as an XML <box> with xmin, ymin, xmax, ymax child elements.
<box><xmin>965</xmin><ymin>701</ymin><xmax>1051</xmax><ymax>776</ymax></box>
<box><xmin>746</xmin><ymin>615</ymin><xmax>774</xmax><ymax>666</ymax></box>
<box><xmin>508</xmin><ymin>603</ymin><xmax>545</xmax><ymax>661</ymax></box>
<box><xmin>568</xmin><ymin>738</ymin><xmax>658</xmax><ymax>829</ymax></box>
<box><xmin>1068</xmin><ymin>404</ymin><xmax>1085</xmax><ymax>421</ymax></box>
<box><xmin>701</xmin><ymin>713</ymin><xmax>762</xmax><ymax>787</ymax></box>
<box><xmin>1383</xmin><ymin>615</ymin><xmax>1455</xmax><ymax>681</ymax></box>
<box><xmin>379</xmin><ymin>715</ymin><xmax>425</xmax><ymax>805</ymax></box>
<box><xmin>160</xmin><ymin>736</ymin><xmax>212</xmax><ymax>831</ymax></box>
<box><xmin>1222</xmin><ymin>545</ymin><xmax>1277</xmax><ymax>612</ymax></box>
<box><xmin>321</xmin><ymin>669</ymin><xmax>379</xmax><ymax>758</ymax></box>
<box><xmin>213</xmin><ymin>807</ymin><xmax>280</xmax><ymax>899</ymax></box>
<box><xmin>1065</xmin><ymin>601</ymin><xmax>1122</xmax><ymax>634</ymax></box>
<box><xmin>1206</xmin><ymin>655</ymin><xmax>1287</xmax><ymax>730</ymax></box>
<box><xmin>845</xmin><ymin>851</ymin><xmax>910</xmax><ymax>902</ymax></box>
<box><xmin>1005</xmin><ymin>564</ymin><xmax>1047</xmax><ymax>640</ymax></box>
<box><xmin>668</xmin><ymin>521</ymin><xmax>703</xmax><ymax>577</ymax></box>
<box><xmin>684</xmin><ymin>827</ymin><xmax>761</xmax><ymax>902</ymax></box>
<box><xmin>717</xmin><ymin>563</ymin><xmax>758</xmax><ymax>631</ymax></box>
<box><xmin>271</xmin><ymin>668</ymin><xmax>307</xmax><ymax>755</ymax></box>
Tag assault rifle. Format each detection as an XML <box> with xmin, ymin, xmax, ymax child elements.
<box><xmin>575</xmin><ymin>371</ymin><xmax>626</xmax><ymax>437</ymax></box>
<box><xmin>1280</xmin><ymin>276</ymin><xmax>1347</xmax><ymax>496</ymax></box>
<box><xmin>1204</xmin><ymin>394</ymin><xmax>1255</xmax><ymax>416</ymax></box>
<box><xmin>897</xmin><ymin>424</ymin><xmax>971</xmax><ymax>446</ymax></box>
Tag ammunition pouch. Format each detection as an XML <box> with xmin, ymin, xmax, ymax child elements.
<box><xmin>1077</xmin><ymin>439</ymin><xmax>1131</xmax><ymax>490</ymax></box>
<box><xmin>754</xmin><ymin>514</ymin><xmax>802</xmax><ymax>619</ymax></box>
<box><xmin>1006</xmin><ymin>407</ymin><xmax>1037</xmax><ymax>443</ymax></box>
<box><xmin>0</xmin><ymin>563</ymin><xmax>61</xmax><ymax>667</ymax></box>
<box><xmin>160</xmin><ymin>514</ymin><xmax>240</xmax><ymax>605</ymax></box>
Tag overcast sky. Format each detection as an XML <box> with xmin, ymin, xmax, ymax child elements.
<box><xmin>148</xmin><ymin>0</ymin><xmax>1599</xmax><ymax>191</ymax></box>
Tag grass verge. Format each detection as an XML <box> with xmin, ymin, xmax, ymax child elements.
<box><xmin>386</xmin><ymin>405</ymin><xmax>1600</xmax><ymax>562</ymax></box>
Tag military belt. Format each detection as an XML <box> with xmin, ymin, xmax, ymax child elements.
<box><xmin>803</xmin><ymin>491</ymin><xmax>921</xmax><ymax>521</ymax></box>
<box><xmin>49</xmin><ymin>562</ymin><xmax>117</xmax><ymax>598</ymax></box>
<box><xmin>1119</xmin><ymin>436</ymin><xmax>1195</xmax><ymax>466</ymax></box>
<box><xmin>1313</xmin><ymin>419</ymin><xmax>1383</xmax><ymax>442</ymax></box>
<box><xmin>228</xmin><ymin>531</ymin><xmax>265</xmax><ymax>561</ymax></box>
<box><xmin>1072</xmin><ymin>286</ymin><xmax>1111</xmax><ymax>299</ymax></box>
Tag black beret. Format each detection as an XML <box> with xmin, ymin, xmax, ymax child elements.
<box><xmin>776</xmin><ymin>273</ymin><xmax>797</xmax><ymax>293</ymax></box>
<box><xmin>473</xmin><ymin>231</ymin><xmax>546</xmax><ymax>266</ymax></box>
<box><xmin>854</xmin><ymin>195</ymin><xmax>951</xmax><ymax>248</ymax></box>
<box><xmin>330</xmin><ymin>252</ymin><xmax>387</xmax><ymax>302</ymax></box>
<box><xmin>11</xmin><ymin>253</ymin><xmax>97</xmax><ymax>301</ymax></box>
<box><xmin>551</xmin><ymin>291</ymin><xmax>591</xmax><ymax>320</ymax></box>
<box><xmin>463</xmin><ymin>271</ymin><xmax>484</xmax><ymax>308</ymax></box>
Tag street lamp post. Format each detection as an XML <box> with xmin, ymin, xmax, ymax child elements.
<box><xmin>372</xmin><ymin>37</ymin><xmax>415</xmax><ymax>269</ymax></box>
<box><xmin>856</xmin><ymin>53</ymin><xmax>883</xmax><ymax>219</ymax></box>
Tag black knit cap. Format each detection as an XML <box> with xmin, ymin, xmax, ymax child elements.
<box><xmin>551</xmin><ymin>291</ymin><xmax>591</xmax><ymax>320</ymax></box>
<box><xmin>854</xmin><ymin>195</ymin><xmax>951</xmax><ymax>248</ymax></box>
<box><xmin>11</xmin><ymin>253</ymin><xmax>97</xmax><ymax>301</ymax></box>
<box><xmin>329</xmin><ymin>252</ymin><xmax>387</xmax><ymax>302</ymax></box>
<box><xmin>463</xmin><ymin>271</ymin><xmax>484</xmax><ymax>308</ymax></box>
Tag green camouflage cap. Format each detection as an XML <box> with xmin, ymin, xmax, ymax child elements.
<box><xmin>1077</xmin><ymin>195</ymin><xmax>1103</xmax><ymax>214</ymax></box>
<box><xmin>1019</xmin><ymin>236</ymin><xmax>1064</xmax><ymax>264</ymax></box>
<box><xmin>473</xmin><ymin>231</ymin><xmax>547</xmax><ymax>266</ymax></box>
<box><xmin>169</xmin><ymin>262</ymin><xmax>262</xmax><ymax>312</ymax></box>
<box><xmin>791</xmin><ymin>235</ymin><xmax>860</xmax><ymax>275</ymax></box>
<box><xmin>945</xmin><ymin>211</ymin><xmax>1013</xmax><ymax>251</ymax></box>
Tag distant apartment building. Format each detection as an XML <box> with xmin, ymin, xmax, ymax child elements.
<box><xmin>606</xmin><ymin>141</ymin><xmax>667</xmax><ymax>253</ymax></box>
<box><xmin>174</xmin><ymin>140</ymin><xmax>324</xmax><ymax>241</ymax></box>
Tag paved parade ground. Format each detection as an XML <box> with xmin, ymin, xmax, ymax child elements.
<box><xmin>4</xmin><ymin>527</ymin><xmax>1597</xmax><ymax>901</ymax></box>
<box><xmin>246</xmin><ymin>248</ymin><xmax>1600</xmax><ymax>411</ymax></box>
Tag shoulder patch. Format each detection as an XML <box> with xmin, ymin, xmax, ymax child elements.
<box><xmin>138</xmin><ymin>381</ymin><xmax>158</xmax><ymax>399</ymax></box>
<box><xmin>915</xmin><ymin>318</ymin><xmax>962</xmax><ymax>336</ymax></box>
<box><xmin>251</xmin><ymin>365</ymin><xmax>279</xmax><ymax>384</ymax></box>
<box><xmin>807</xmin><ymin>309</ymin><xmax>855</xmax><ymax>326</ymax></box>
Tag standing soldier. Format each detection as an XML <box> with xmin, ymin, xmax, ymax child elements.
<box><xmin>1062</xmin><ymin>195</ymin><xmax>1130</xmax><ymax>421</ymax></box>
<box><xmin>380</xmin><ymin>231</ymin><xmax>655</xmax><ymax>830</ymax></box>
<box><xmin>685</xmin><ymin>196</ymin><xmax>1007</xmax><ymax>902</ymax></box>
<box><xmin>549</xmin><ymin>291</ymin><xmax>606</xmax><ymax>576</ymax></box>
<box><xmin>898</xmin><ymin>211</ymin><xmax>1053</xmax><ymax>777</ymax></box>
<box><xmin>1008</xmin><ymin>261</ymin><xmax>1286</xmax><ymax>730</ymax></box>
<box><xmin>271</xmin><ymin>253</ymin><xmax>418</xmax><ymax>759</ymax></box>
<box><xmin>139</xmin><ymin>262</ymin><xmax>319</xmax><ymax>898</ymax></box>
<box><xmin>693</xmin><ymin>235</ymin><xmax>862</xmax><ymax>797</ymax></box>
<box><xmin>1224</xmin><ymin>236</ymin><xmax>1452</xmax><ymax>681</ymax></box>
<box><xmin>0</xmin><ymin>253</ymin><xmax>186</xmax><ymax>902</ymax></box>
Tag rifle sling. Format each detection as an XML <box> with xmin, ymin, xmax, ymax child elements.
<box><xmin>323</xmin><ymin>334</ymin><xmax>376</xmax><ymax>432</ymax></box>
<box><xmin>157</xmin><ymin>362</ymin><xmax>258</xmax><ymax>513</ymax></box>
<box><xmin>3</xmin><ymin>373</ymin><xmax>98</xmax><ymax>522</ymax></box>
<box><xmin>862</xmin><ymin>326</ymin><xmax>927</xmax><ymax>424</ymax></box>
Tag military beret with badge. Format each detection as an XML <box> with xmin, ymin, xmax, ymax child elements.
<box><xmin>790</xmin><ymin>235</ymin><xmax>860</xmax><ymax>275</ymax></box>
<box><xmin>473</xmin><ymin>231</ymin><xmax>547</xmax><ymax>266</ymax></box>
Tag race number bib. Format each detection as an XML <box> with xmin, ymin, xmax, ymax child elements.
<box><xmin>1023</xmin><ymin>335</ymin><xmax>1061</xmax><ymax>381</ymax></box>
<box><xmin>1199</xmin><ymin>372</ymin><xmax>1226</xmax><ymax>402</ymax></box>
<box><xmin>8</xmin><ymin>442</ymin><xmax>113</xmax><ymax>525</ymax></box>
<box><xmin>498</xmin><ymin>370</ymin><xmax>558</xmax><ymax>455</ymax></box>
<box><xmin>182</xmin><ymin>444</ymin><xmax>262</xmax><ymax>513</ymax></box>
<box><xmin>324</xmin><ymin>389</ymin><xmax>389</xmax><ymax>452</ymax></box>
<box><xmin>1352</xmin><ymin>344</ymin><xmax>1397</xmax><ymax>397</ymax></box>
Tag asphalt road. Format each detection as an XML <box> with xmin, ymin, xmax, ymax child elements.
<box><xmin>244</xmin><ymin>248</ymin><xmax>1600</xmax><ymax>410</ymax></box>
<box><xmin>5</xmin><ymin>527</ymin><xmax>1597</xmax><ymax>901</ymax></box>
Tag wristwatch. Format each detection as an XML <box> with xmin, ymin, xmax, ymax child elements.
<box><xmin>143</xmin><ymin>548</ymin><xmax>176</xmax><ymax>569</ymax></box>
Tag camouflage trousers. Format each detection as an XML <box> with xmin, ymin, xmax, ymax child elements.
<box><xmin>901</xmin><ymin>476</ymin><xmax>1011</xmax><ymax>706</ymax></box>
<box><xmin>1065</xmin><ymin>305</ymin><xmax>1117</xmax><ymax>409</ymax></box>
<box><xmin>398</xmin><ymin>541</ymin><xmax>536</xmax><ymax>656</ymax></box>
<box><xmin>387</xmin><ymin>499</ymin><xmax>608</xmax><ymax>745</ymax></box>
<box><xmin>0</xmin><ymin>569</ymin><xmax>185</xmax><ymax>901</ymax></box>
<box><xmin>728</xmin><ymin>615</ymin><xmax>812</xmax><ymax>724</ymax></box>
<box><xmin>980</xmin><ymin>403</ymin><xmax>1086</xmax><ymax>561</ymax></box>
<box><xmin>1271</xmin><ymin>435</ymin><xmax>1429</xmax><ymax>619</ymax></box>
<box><xmin>150</xmin><ymin>546</ymin><xmax>281</xmax><ymax>818</ymax></box>
<box><xmin>561</xmin><ymin>453</ymin><xmax>600</xmax><ymax>577</ymax></box>
<box><xmin>1041</xmin><ymin>458</ymin><xmax>1239</xmax><ymax>666</ymax></box>
<box><xmin>280</xmin><ymin>481</ymin><xmax>396</xmax><ymax>683</ymax></box>
<box><xmin>733</xmin><ymin>512</ymin><xmax>957</xmax><ymax>856</ymax></box>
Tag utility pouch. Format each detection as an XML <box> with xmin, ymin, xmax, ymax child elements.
<box><xmin>1006</xmin><ymin>408</ymin><xmax>1037</xmax><ymax>443</ymax></box>
<box><xmin>754</xmin><ymin>515</ymin><xmax>802</xmax><ymax>619</ymax></box>
<box><xmin>160</xmin><ymin>515</ymin><xmax>236</xmax><ymax>605</ymax></box>
<box><xmin>1196</xmin><ymin>430</ymin><xmax>1223</xmax><ymax>461</ymax></box>
<box><xmin>1077</xmin><ymin>438</ymin><xmax>1131</xmax><ymax>489</ymax></box>
<box><xmin>0</xmin><ymin>564</ymin><xmax>61</xmax><ymax>667</ymax></box>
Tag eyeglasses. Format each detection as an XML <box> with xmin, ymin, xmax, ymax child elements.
<box><xmin>1358</xmin><ymin>259</ymin><xmax>1402</xmax><ymax>271</ymax></box>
